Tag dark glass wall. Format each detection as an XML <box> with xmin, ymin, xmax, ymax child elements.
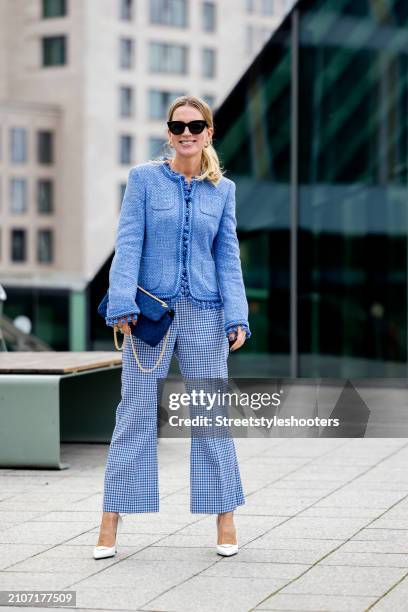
<box><xmin>3</xmin><ymin>287</ymin><xmax>70</xmax><ymax>350</ymax></box>
<box><xmin>298</xmin><ymin>0</ymin><xmax>408</xmax><ymax>376</ymax></box>
<box><xmin>215</xmin><ymin>16</ymin><xmax>292</xmax><ymax>375</ymax></box>
<box><xmin>214</xmin><ymin>0</ymin><xmax>408</xmax><ymax>377</ymax></box>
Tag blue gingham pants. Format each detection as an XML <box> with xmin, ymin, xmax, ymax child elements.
<box><xmin>102</xmin><ymin>296</ymin><xmax>246</xmax><ymax>514</ymax></box>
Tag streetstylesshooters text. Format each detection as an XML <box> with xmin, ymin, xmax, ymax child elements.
<box><xmin>166</xmin><ymin>389</ymin><xmax>340</xmax><ymax>429</ymax></box>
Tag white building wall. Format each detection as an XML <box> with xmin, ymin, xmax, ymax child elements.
<box><xmin>0</xmin><ymin>0</ymin><xmax>291</xmax><ymax>285</ymax></box>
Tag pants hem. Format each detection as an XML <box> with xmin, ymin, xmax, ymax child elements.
<box><xmin>102</xmin><ymin>507</ymin><xmax>160</xmax><ymax>513</ymax></box>
<box><xmin>190</xmin><ymin>498</ymin><xmax>246</xmax><ymax>514</ymax></box>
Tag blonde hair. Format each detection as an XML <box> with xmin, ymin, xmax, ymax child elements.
<box><xmin>149</xmin><ymin>95</ymin><xmax>224</xmax><ymax>186</ymax></box>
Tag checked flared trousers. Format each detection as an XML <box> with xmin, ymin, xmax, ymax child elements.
<box><xmin>102</xmin><ymin>296</ymin><xmax>246</xmax><ymax>514</ymax></box>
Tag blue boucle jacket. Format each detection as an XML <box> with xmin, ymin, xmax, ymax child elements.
<box><xmin>106</xmin><ymin>159</ymin><xmax>251</xmax><ymax>340</ymax></box>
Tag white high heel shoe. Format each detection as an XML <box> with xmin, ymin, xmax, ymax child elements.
<box><xmin>93</xmin><ymin>514</ymin><xmax>123</xmax><ymax>560</ymax></box>
<box><xmin>216</xmin><ymin>515</ymin><xmax>239</xmax><ymax>557</ymax></box>
<box><xmin>216</xmin><ymin>542</ymin><xmax>239</xmax><ymax>556</ymax></box>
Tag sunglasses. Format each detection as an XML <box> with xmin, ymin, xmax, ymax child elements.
<box><xmin>167</xmin><ymin>120</ymin><xmax>208</xmax><ymax>135</ymax></box>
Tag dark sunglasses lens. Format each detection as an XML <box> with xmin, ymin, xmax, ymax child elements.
<box><xmin>189</xmin><ymin>121</ymin><xmax>207</xmax><ymax>134</ymax></box>
<box><xmin>168</xmin><ymin>121</ymin><xmax>185</xmax><ymax>135</ymax></box>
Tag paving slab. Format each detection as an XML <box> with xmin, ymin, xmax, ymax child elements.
<box><xmin>255</xmin><ymin>592</ymin><xmax>377</xmax><ymax>611</ymax></box>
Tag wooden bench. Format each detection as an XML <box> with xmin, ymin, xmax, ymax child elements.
<box><xmin>0</xmin><ymin>352</ymin><xmax>123</xmax><ymax>469</ymax></box>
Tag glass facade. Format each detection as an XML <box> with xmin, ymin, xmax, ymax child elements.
<box><xmin>202</xmin><ymin>48</ymin><xmax>216</xmax><ymax>78</ymax></box>
<box><xmin>148</xmin><ymin>136</ymin><xmax>166</xmax><ymax>159</ymax></box>
<box><xmin>42</xmin><ymin>36</ymin><xmax>66</xmax><ymax>66</ymax></box>
<box><xmin>37</xmin><ymin>229</ymin><xmax>53</xmax><ymax>263</ymax></box>
<box><xmin>119</xmin><ymin>134</ymin><xmax>133</xmax><ymax>164</ymax></box>
<box><xmin>37</xmin><ymin>130</ymin><xmax>54</xmax><ymax>164</ymax></box>
<box><xmin>37</xmin><ymin>180</ymin><xmax>54</xmax><ymax>213</ymax></box>
<box><xmin>149</xmin><ymin>0</ymin><xmax>188</xmax><ymax>27</ymax></box>
<box><xmin>4</xmin><ymin>287</ymin><xmax>70</xmax><ymax>350</ymax></box>
<box><xmin>119</xmin><ymin>86</ymin><xmax>133</xmax><ymax>117</ymax></box>
<box><xmin>149</xmin><ymin>42</ymin><xmax>188</xmax><ymax>74</ymax></box>
<box><xmin>10</xmin><ymin>178</ymin><xmax>28</xmax><ymax>213</ymax></box>
<box><xmin>10</xmin><ymin>128</ymin><xmax>27</xmax><ymax>163</ymax></box>
<box><xmin>119</xmin><ymin>38</ymin><xmax>134</xmax><ymax>69</ymax></box>
<box><xmin>202</xmin><ymin>1</ymin><xmax>216</xmax><ymax>32</ymax></box>
<box><xmin>119</xmin><ymin>0</ymin><xmax>133</xmax><ymax>20</ymax></box>
<box><xmin>42</xmin><ymin>0</ymin><xmax>66</xmax><ymax>18</ymax></box>
<box><xmin>11</xmin><ymin>229</ymin><xmax>26</xmax><ymax>262</ymax></box>
<box><xmin>148</xmin><ymin>89</ymin><xmax>186</xmax><ymax>119</ymax></box>
<box><xmin>215</xmin><ymin>0</ymin><xmax>408</xmax><ymax>377</ymax></box>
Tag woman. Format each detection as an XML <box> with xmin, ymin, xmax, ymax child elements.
<box><xmin>93</xmin><ymin>95</ymin><xmax>251</xmax><ymax>560</ymax></box>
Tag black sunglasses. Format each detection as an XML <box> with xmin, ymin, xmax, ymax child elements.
<box><xmin>167</xmin><ymin>120</ymin><xmax>208</xmax><ymax>135</ymax></box>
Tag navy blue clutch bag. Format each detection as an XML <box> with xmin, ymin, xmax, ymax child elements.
<box><xmin>97</xmin><ymin>286</ymin><xmax>175</xmax><ymax>348</ymax></box>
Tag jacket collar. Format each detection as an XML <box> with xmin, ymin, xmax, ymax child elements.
<box><xmin>160</xmin><ymin>156</ymin><xmax>204</xmax><ymax>184</ymax></box>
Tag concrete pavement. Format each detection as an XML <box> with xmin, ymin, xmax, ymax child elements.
<box><xmin>1</xmin><ymin>438</ymin><xmax>408</xmax><ymax>611</ymax></box>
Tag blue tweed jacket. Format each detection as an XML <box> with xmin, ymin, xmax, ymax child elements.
<box><xmin>106</xmin><ymin>159</ymin><xmax>251</xmax><ymax>339</ymax></box>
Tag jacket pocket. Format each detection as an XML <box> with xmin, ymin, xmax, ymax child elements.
<box><xmin>201</xmin><ymin>258</ymin><xmax>219</xmax><ymax>293</ymax></box>
<box><xmin>199</xmin><ymin>193</ymin><xmax>222</xmax><ymax>217</ymax></box>
<box><xmin>138</xmin><ymin>255</ymin><xmax>162</xmax><ymax>291</ymax></box>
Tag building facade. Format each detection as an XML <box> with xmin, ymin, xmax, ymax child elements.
<box><xmin>0</xmin><ymin>0</ymin><xmax>289</xmax><ymax>350</ymax></box>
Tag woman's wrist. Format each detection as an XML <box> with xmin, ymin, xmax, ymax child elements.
<box><xmin>225</xmin><ymin>322</ymin><xmax>251</xmax><ymax>339</ymax></box>
<box><xmin>106</xmin><ymin>312</ymin><xmax>139</xmax><ymax>327</ymax></box>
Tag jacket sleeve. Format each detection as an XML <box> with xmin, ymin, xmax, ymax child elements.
<box><xmin>105</xmin><ymin>166</ymin><xmax>145</xmax><ymax>327</ymax></box>
<box><xmin>213</xmin><ymin>181</ymin><xmax>251</xmax><ymax>339</ymax></box>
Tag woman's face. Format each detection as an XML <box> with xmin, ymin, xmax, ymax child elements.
<box><xmin>168</xmin><ymin>105</ymin><xmax>214</xmax><ymax>159</ymax></box>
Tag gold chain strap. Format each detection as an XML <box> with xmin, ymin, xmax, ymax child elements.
<box><xmin>128</xmin><ymin>327</ymin><xmax>171</xmax><ymax>373</ymax></box>
<box><xmin>113</xmin><ymin>326</ymin><xmax>170</xmax><ymax>373</ymax></box>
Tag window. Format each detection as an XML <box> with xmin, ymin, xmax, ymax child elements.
<box><xmin>42</xmin><ymin>35</ymin><xmax>66</xmax><ymax>66</ymax></box>
<box><xmin>119</xmin><ymin>182</ymin><xmax>127</xmax><ymax>209</ymax></box>
<box><xmin>119</xmin><ymin>86</ymin><xmax>134</xmax><ymax>117</ymax></box>
<box><xmin>11</xmin><ymin>229</ymin><xmax>27</xmax><ymax>262</ymax></box>
<box><xmin>10</xmin><ymin>179</ymin><xmax>27</xmax><ymax>213</ymax></box>
<box><xmin>202</xmin><ymin>48</ymin><xmax>216</xmax><ymax>78</ymax></box>
<box><xmin>119</xmin><ymin>134</ymin><xmax>133</xmax><ymax>164</ymax></box>
<box><xmin>119</xmin><ymin>38</ymin><xmax>134</xmax><ymax>69</ymax></box>
<box><xmin>119</xmin><ymin>0</ymin><xmax>133</xmax><ymax>20</ymax></box>
<box><xmin>42</xmin><ymin>0</ymin><xmax>66</xmax><ymax>18</ymax></box>
<box><xmin>202</xmin><ymin>2</ymin><xmax>216</xmax><ymax>32</ymax></box>
<box><xmin>148</xmin><ymin>137</ymin><xmax>166</xmax><ymax>159</ymax></box>
<box><xmin>10</xmin><ymin>128</ymin><xmax>27</xmax><ymax>163</ymax></box>
<box><xmin>37</xmin><ymin>180</ymin><xmax>54</xmax><ymax>213</ymax></box>
<box><xmin>148</xmin><ymin>90</ymin><xmax>185</xmax><ymax>119</ymax></box>
<box><xmin>149</xmin><ymin>42</ymin><xmax>188</xmax><ymax>74</ymax></box>
<box><xmin>202</xmin><ymin>94</ymin><xmax>215</xmax><ymax>108</ymax></box>
<box><xmin>37</xmin><ymin>131</ymin><xmax>54</xmax><ymax>164</ymax></box>
<box><xmin>149</xmin><ymin>0</ymin><xmax>188</xmax><ymax>27</ymax></box>
<box><xmin>261</xmin><ymin>0</ymin><xmax>274</xmax><ymax>14</ymax></box>
<box><xmin>37</xmin><ymin>229</ymin><xmax>53</xmax><ymax>263</ymax></box>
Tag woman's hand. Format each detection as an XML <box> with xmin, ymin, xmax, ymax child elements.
<box><xmin>116</xmin><ymin>315</ymin><xmax>138</xmax><ymax>336</ymax></box>
<box><xmin>229</xmin><ymin>326</ymin><xmax>246</xmax><ymax>351</ymax></box>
